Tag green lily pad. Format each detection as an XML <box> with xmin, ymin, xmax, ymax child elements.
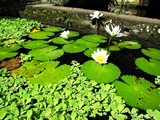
<box><xmin>28</xmin><ymin>31</ymin><xmax>54</xmax><ymax>39</ymax></box>
<box><xmin>108</xmin><ymin>45</ymin><xmax>121</xmax><ymax>51</ymax></box>
<box><xmin>82</xmin><ymin>34</ymin><xmax>107</xmax><ymax>43</ymax></box>
<box><xmin>67</xmin><ymin>31</ymin><xmax>80</xmax><ymax>38</ymax></box>
<box><xmin>142</xmin><ymin>48</ymin><xmax>160</xmax><ymax>60</ymax></box>
<box><xmin>28</xmin><ymin>64</ymin><xmax>71</xmax><ymax>85</ymax></box>
<box><xmin>0</xmin><ymin>44</ymin><xmax>21</xmax><ymax>61</ymax></box>
<box><xmin>117</xmin><ymin>41</ymin><xmax>141</xmax><ymax>49</ymax></box>
<box><xmin>62</xmin><ymin>43</ymin><xmax>87</xmax><ymax>53</ymax></box>
<box><xmin>113</xmin><ymin>75</ymin><xmax>160</xmax><ymax>110</ymax></box>
<box><xmin>28</xmin><ymin>46</ymin><xmax>64</xmax><ymax>61</ymax></box>
<box><xmin>51</xmin><ymin>37</ymin><xmax>74</xmax><ymax>44</ymax></box>
<box><xmin>135</xmin><ymin>57</ymin><xmax>160</xmax><ymax>76</ymax></box>
<box><xmin>84</xmin><ymin>48</ymin><xmax>100</xmax><ymax>57</ymax></box>
<box><xmin>75</xmin><ymin>39</ymin><xmax>99</xmax><ymax>48</ymax></box>
<box><xmin>23</xmin><ymin>40</ymin><xmax>49</xmax><ymax>49</ymax></box>
<box><xmin>81</xmin><ymin>60</ymin><xmax>121</xmax><ymax>83</ymax></box>
<box><xmin>43</xmin><ymin>26</ymin><xmax>64</xmax><ymax>32</ymax></box>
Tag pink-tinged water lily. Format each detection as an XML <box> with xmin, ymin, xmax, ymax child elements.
<box><xmin>105</xmin><ymin>24</ymin><xmax>125</xmax><ymax>37</ymax></box>
<box><xmin>91</xmin><ymin>49</ymin><xmax>110</xmax><ymax>64</ymax></box>
<box><xmin>90</xmin><ymin>11</ymin><xmax>103</xmax><ymax>19</ymax></box>
<box><xmin>60</xmin><ymin>30</ymin><xmax>70</xmax><ymax>39</ymax></box>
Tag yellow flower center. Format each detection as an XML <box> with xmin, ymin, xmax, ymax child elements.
<box><xmin>96</xmin><ymin>55</ymin><xmax>106</xmax><ymax>63</ymax></box>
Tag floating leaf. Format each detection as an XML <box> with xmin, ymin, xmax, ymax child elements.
<box><xmin>142</xmin><ymin>48</ymin><xmax>160</xmax><ymax>60</ymax></box>
<box><xmin>75</xmin><ymin>39</ymin><xmax>99</xmax><ymax>48</ymax></box>
<box><xmin>84</xmin><ymin>48</ymin><xmax>98</xmax><ymax>57</ymax></box>
<box><xmin>43</xmin><ymin>26</ymin><xmax>64</xmax><ymax>32</ymax></box>
<box><xmin>67</xmin><ymin>31</ymin><xmax>79</xmax><ymax>38</ymax></box>
<box><xmin>62</xmin><ymin>43</ymin><xmax>87</xmax><ymax>53</ymax></box>
<box><xmin>82</xmin><ymin>34</ymin><xmax>107</xmax><ymax>43</ymax></box>
<box><xmin>81</xmin><ymin>60</ymin><xmax>121</xmax><ymax>83</ymax></box>
<box><xmin>28</xmin><ymin>46</ymin><xmax>64</xmax><ymax>61</ymax></box>
<box><xmin>28</xmin><ymin>64</ymin><xmax>71</xmax><ymax>85</ymax></box>
<box><xmin>113</xmin><ymin>75</ymin><xmax>160</xmax><ymax>110</ymax></box>
<box><xmin>51</xmin><ymin>37</ymin><xmax>74</xmax><ymax>44</ymax></box>
<box><xmin>0</xmin><ymin>44</ymin><xmax>20</xmax><ymax>61</ymax></box>
<box><xmin>11</xmin><ymin>60</ymin><xmax>59</xmax><ymax>78</ymax></box>
<box><xmin>109</xmin><ymin>45</ymin><xmax>121</xmax><ymax>51</ymax></box>
<box><xmin>135</xmin><ymin>57</ymin><xmax>160</xmax><ymax>76</ymax></box>
<box><xmin>28</xmin><ymin>31</ymin><xmax>54</xmax><ymax>39</ymax></box>
<box><xmin>23</xmin><ymin>40</ymin><xmax>49</xmax><ymax>49</ymax></box>
<box><xmin>117</xmin><ymin>41</ymin><xmax>141</xmax><ymax>49</ymax></box>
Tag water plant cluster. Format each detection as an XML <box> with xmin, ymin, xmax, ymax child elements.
<box><xmin>0</xmin><ymin>11</ymin><xmax>160</xmax><ymax>119</ymax></box>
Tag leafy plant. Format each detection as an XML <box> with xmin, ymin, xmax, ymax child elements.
<box><xmin>141</xmin><ymin>48</ymin><xmax>160</xmax><ymax>60</ymax></box>
<box><xmin>51</xmin><ymin>37</ymin><xmax>74</xmax><ymax>44</ymax></box>
<box><xmin>81</xmin><ymin>60</ymin><xmax>121</xmax><ymax>83</ymax></box>
<box><xmin>82</xmin><ymin>34</ymin><xmax>107</xmax><ymax>43</ymax></box>
<box><xmin>0</xmin><ymin>17</ymin><xmax>43</xmax><ymax>40</ymax></box>
<box><xmin>28</xmin><ymin>31</ymin><xmax>54</xmax><ymax>39</ymax></box>
<box><xmin>113</xmin><ymin>75</ymin><xmax>160</xmax><ymax>110</ymax></box>
<box><xmin>28</xmin><ymin>46</ymin><xmax>64</xmax><ymax>61</ymax></box>
<box><xmin>135</xmin><ymin>57</ymin><xmax>160</xmax><ymax>76</ymax></box>
<box><xmin>43</xmin><ymin>26</ymin><xmax>64</xmax><ymax>32</ymax></box>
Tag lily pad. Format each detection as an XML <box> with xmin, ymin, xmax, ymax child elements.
<box><xmin>135</xmin><ymin>57</ymin><xmax>160</xmax><ymax>76</ymax></box>
<box><xmin>142</xmin><ymin>48</ymin><xmax>160</xmax><ymax>60</ymax></box>
<box><xmin>28</xmin><ymin>31</ymin><xmax>54</xmax><ymax>39</ymax></box>
<box><xmin>75</xmin><ymin>39</ymin><xmax>99</xmax><ymax>48</ymax></box>
<box><xmin>51</xmin><ymin>37</ymin><xmax>74</xmax><ymax>44</ymax></box>
<box><xmin>28</xmin><ymin>64</ymin><xmax>71</xmax><ymax>85</ymax></box>
<box><xmin>113</xmin><ymin>75</ymin><xmax>160</xmax><ymax>110</ymax></box>
<box><xmin>28</xmin><ymin>46</ymin><xmax>64</xmax><ymax>61</ymax></box>
<box><xmin>67</xmin><ymin>31</ymin><xmax>80</xmax><ymax>38</ymax></box>
<box><xmin>23</xmin><ymin>40</ymin><xmax>49</xmax><ymax>49</ymax></box>
<box><xmin>81</xmin><ymin>60</ymin><xmax>121</xmax><ymax>83</ymax></box>
<box><xmin>43</xmin><ymin>26</ymin><xmax>64</xmax><ymax>32</ymax></box>
<box><xmin>84</xmin><ymin>48</ymin><xmax>100</xmax><ymax>57</ymax></box>
<box><xmin>82</xmin><ymin>34</ymin><xmax>107</xmax><ymax>43</ymax></box>
<box><xmin>117</xmin><ymin>41</ymin><xmax>141</xmax><ymax>49</ymax></box>
<box><xmin>108</xmin><ymin>45</ymin><xmax>121</xmax><ymax>51</ymax></box>
<box><xmin>62</xmin><ymin>43</ymin><xmax>87</xmax><ymax>53</ymax></box>
<box><xmin>0</xmin><ymin>44</ymin><xmax>21</xmax><ymax>61</ymax></box>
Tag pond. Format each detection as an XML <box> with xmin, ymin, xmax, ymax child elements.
<box><xmin>0</xmin><ymin>14</ymin><xmax>160</xmax><ymax>119</ymax></box>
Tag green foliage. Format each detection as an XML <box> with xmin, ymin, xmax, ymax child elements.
<box><xmin>82</xmin><ymin>34</ymin><xmax>107</xmax><ymax>43</ymax></box>
<box><xmin>142</xmin><ymin>48</ymin><xmax>160</xmax><ymax>60</ymax></box>
<box><xmin>75</xmin><ymin>39</ymin><xmax>99</xmax><ymax>48</ymax></box>
<box><xmin>0</xmin><ymin>17</ymin><xmax>43</xmax><ymax>40</ymax></box>
<box><xmin>51</xmin><ymin>37</ymin><xmax>74</xmax><ymax>44</ymax></box>
<box><xmin>81</xmin><ymin>60</ymin><xmax>121</xmax><ymax>83</ymax></box>
<box><xmin>0</xmin><ymin>44</ymin><xmax>21</xmax><ymax>61</ymax></box>
<box><xmin>135</xmin><ymin>57</ymin><xmax>160</xmax><ymax>76</ymax></box>
<box><xmin>23</xmin><ymin>40</ymin><xmax>49</xmax><ymax>49</ymax></box>
<box><xmin>28</xmin><ymin>31</ymin><xmax>54</xmax><ymax>39</ymax></box>
<box><xmin>62</xmin><ymin>42</ymin><xmax>87</xmax><ymax>53</ymax></box>
<box><xmin>43</xmin><ymin>26</ymin><xmax>64</xmax><ymax>32</ymax></box>
<box><xmin>67</xmin><ymin>31</ymin><xmax>80</xmax><ymax>38</ymax></box>
<box><xmin>113</xmin><ymin>75</ymin><xmax>160</xmax><ymax>110</ymax></box>
<box><xmin>19</xmin><ymin>53</ymin><xmax>32</xmax><ymax>63</ymax></box>
<box><xmin>117</xmin><ymin>41</ymin><xmax>141</xmax><ymax>49</ymax></box>
<box><xmin>11</xmin><ymin>60</ymin><xmax>71</xmax><ymax>85</ymax></box>
<box><xmin>28</xmin><ymin>46</ymin><xmax>64</xmax><ymax>61</ymax></box>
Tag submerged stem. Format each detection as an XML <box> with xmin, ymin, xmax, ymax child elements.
<box><xmin>107</xmin><ymin>37</ymin><xmax>112</xmax><ymax>51</ymax></box>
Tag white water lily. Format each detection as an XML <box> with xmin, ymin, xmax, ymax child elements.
<box><xmin>91</xmin><ymin>49</ymin><xmax>109</xmax><ymax>64</ymax></box>
<box><xmin>105</xmin><ymin>24</ymin><xmax>125</xmax><ymax>37</ymax></box>
<box><xmin>60</xmin><ymin>30</ymin><xmax>70</xmax><ymax>39</ymax></box>
<box><xmin>90</xmin><ymin>11</ymin><xmax>103</xmax><ymax>19</ymax></box>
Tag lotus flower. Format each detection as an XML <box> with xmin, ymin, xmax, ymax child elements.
<box><xmin>105</xmin><ymin>24</ymin><xmax>125</xmax><ymax>37</ymax></box>
<box><xmin>90</xmin><ymin>11</ymin><xmax>103</xmax><ymax>19</ymax></box>
<box><xmin>60</xmin><ymin>30</ymin><xmax>70</xmax><ymax>39</ymax></box>
<box><xmin>91</xmin><ymin>49</ymin><xmax>109</xmax><ymax>64</ymax></box>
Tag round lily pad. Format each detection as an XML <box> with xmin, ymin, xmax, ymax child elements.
<box><xmin>0</xmin><ymin>51</ymin><xmax>18</xmax><ymax>61</ymax></box>
<box><xmin>84</xmin><ymin>48</ymin><xmax>99</xmax><ymax>57</ymax></box>
<box><xmin>28</xmin><ymin>31</ymin><xmax>54</xmax><ymax>39</ymax></box>
<box><xmin>28</xmin><ymin>46</ymin><xmax>64</xmax><ymax>61</ymax></box>
<box><xmin>117</xmin><ymin>41</ymin><xmax>141</xmax><ymax>49</ymax></box>
<box><xmin>0</xmin><ymin>44</ymin><xmax>21</xmax><ymax>52</ymax></box>
<box><xmin>51</xmin><ymin>37</ymin><xmax>74</xmax><ymax>44</ymax></box>
<box><xmin>75</xmin><ymin>39</ymin><xmax>99</xmax><ymax>48</ymax></box>
<box><xmin>142</xmin><ymin>48</ymin><xmax>160</xmax><ymax>60</ymax></box>
<box><xmin>23</xmin><ymin>40</ymin><xmax>49</xmax><ymax>49</ymax></box>
<box><xmin>43</xmin><ymin>26</ymin><xmax>64</xmax><ymax>32</ymax></box>
<box><xmin>68</xmin><ymin>31</ymin><xmax>80</xmax><ymax>38</ymax></box>
<box><xmin>108</xmin><ymin>45</ymin><xmax>121</xmax><ymax>51</ymax></box>
<box><xmin>62</xmin><ymin>43</ymin><xmax>87</xmax><ymax>53</ymax></box>
<box><xmin>135</xmin><ymin>57</ymin><xmax>160</xmax><ymax>76</ymax></box>
<box><xmin>113</xmin><ymin>75</ymin><xmax>160</xmax><ymax>110</ymax></box>
<box><xmin>82</xmin><ymin>34</ymin><xmax>107</xmax><ymax>43</ymax></box>
<box><xmin>81</xmin><ymin>60</ymin><xmax>121</xmax><ymax>83</ymax></box>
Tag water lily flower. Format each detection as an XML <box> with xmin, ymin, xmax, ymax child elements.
<box><xmin>60</xmin><ymin>30</ymin><xmax>70</xmax><ymax>39</ymax></box>
<box><xmin>90</xmin><ymin>11</ymin><xmax>103</xmax><ymax>19</ymax></box>
<box><xmin>91</xmin><ymin>49</ymin><xmax>109</xmax><ymax>64</ymax></box>
<box><xmin>105</xmin><ymin>24</ymin><xmax>125</xmax><ymax>37</ymax></box>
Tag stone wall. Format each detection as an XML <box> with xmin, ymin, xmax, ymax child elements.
<box><xmin>19</xmin><ymin>4</ymin><xmax>160</xmax><ymax>49</ymax></box>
